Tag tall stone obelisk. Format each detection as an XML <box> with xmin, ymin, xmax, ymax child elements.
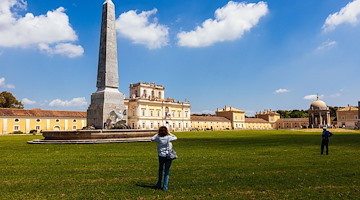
<box><xmin>87</xmin><ymin>0</ymin><xmax>126</xmax><ymax>129</ymax></box>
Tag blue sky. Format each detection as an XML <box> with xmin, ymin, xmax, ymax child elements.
<box><xmin>0</xmin><ymin>0</ymin><xmax>359</xmax><ymax>115</ymax></box>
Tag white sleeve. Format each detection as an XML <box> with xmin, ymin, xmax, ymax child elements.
<box><xmin>151</xmin><ymin>134</ymin><xmax>159</xmax><ymax>142</ymax></box>
<box><xmin>168</xmin><ymin>133</ymin><xmax>177</xmax><ymax>141</ymax></box>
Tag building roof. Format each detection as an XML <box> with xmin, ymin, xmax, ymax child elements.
<box><xmin>0</xmin><ymin>108</ymin><xmax>86</xmax><ymax>118</ymax></box>
<box><xmin>256</xmin><ymin>110</ymin><xmax>280</xmax><ymax>116</ymax></box>
<box><xmin>310</xmin><ymin>99</ymin><xmax>327</xmax><ymax>109</ymax></box>
<box><xmin>191</xmin><ymin>115</ymin><xmax>230</xmax><ymax>122</ymax></box>
<box><xmin>245</xmin><ymin>118</ymin><xmax>269</xmax><ymax>123</ymax></box>
<box><xmin>217</xmin><ymin>106</ymin><xmax>244</xmax><ymax>113</ymax></box>
<box><xmin>276</xmin><ymin>118</ymin><xmax>308</xmax><ymax>123</ymax></box>
<box><xmin>337</xmin><ymin>106</ymin><xmax>358</xmax><ymax>112</ymax></box>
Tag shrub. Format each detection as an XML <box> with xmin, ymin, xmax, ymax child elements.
<box><xmin>11</xmin><ymin>131</ymin><xmax>24</xmax><ymax>134</ymax></box>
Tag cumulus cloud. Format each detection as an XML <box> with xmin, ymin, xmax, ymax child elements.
<box><xmin>330</xmin><ymin>93</ymin><xmax>341</xmax><ymax>98</ymax></box>
<box><xmin>49</xmin><ymin>97</ymin><xmax>87</xmax><ymax>107</ymax></box>
<box><xmin>304</xmin><ymin>94</ymin><xmax>324</xmax><ymax>100</ymax></box>
<box><xmin>275</xmin><ymin>88</ymin><xmax>289</xmax><ymax>94</ymax></box>
<box><xmin>0</xmin><ymin>0</ymin><xmax>83</xmax><ymax>57</ymax></box>
<box><xmin>177</xmin><ymin>1</ymin><xmax>268</xmax><ymax>47</ymax></box>
<box><xmin>38</xmin><ymin>43</ymin><xmax>84</xmax><ymax>58</ymax></box>
<box><xmin>21</xmin><ymin>98</ymin><xmax>36</xmax><ymax>105</ymax></box>
<box><xmin>316</xmin><ymin>40</ymin><xmax>337</xmax><ymax>51</ymax></box>
<box><xmin>116</xmin><ymin>9</ymin><xmax>169</xmax><ymax>49</ymax></box>
<box><xmin>322</xmin><ymin>0</ymin><xmax>360</xmax><ymax>32</ymax></box>
<box><xmin>0</xmin><ymin>77</ymin><xmax>15</xmax><ymax>89</ymax></box>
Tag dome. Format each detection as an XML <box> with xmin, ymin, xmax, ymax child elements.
<box><xmin>310</xmin><ymin>99</ymin><xmax>327</xmax><ymax>110</ymax></box>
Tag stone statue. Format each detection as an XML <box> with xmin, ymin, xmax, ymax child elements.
<box><xmin>105</xmin><ymin>109</ymin><xmax>129</xmax><ymax>129</ymax></box>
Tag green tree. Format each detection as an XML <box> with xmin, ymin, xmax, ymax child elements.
<box><xmin>0</xmin><ymin>91</ymin><xmax>24</xmax><ymax>109</ymax></box>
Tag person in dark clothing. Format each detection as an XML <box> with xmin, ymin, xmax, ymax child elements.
<box><xmin>321</xmin><ymin>128</ymin><xmax>333</xmax><ymax>155</ymax></box>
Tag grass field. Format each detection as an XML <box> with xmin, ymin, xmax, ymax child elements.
<box><xmin>0</xmin><ymin>129</ymin><xmax>359</xmax><ymax>200</ymax></box>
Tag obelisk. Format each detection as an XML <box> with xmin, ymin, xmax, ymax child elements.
<box><xmin>87</xmin><ymin>0</ymin><xmax>126</xmax><ymax>129</ymax></box>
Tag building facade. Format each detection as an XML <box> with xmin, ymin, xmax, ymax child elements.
<box><xmin>336</xmin><ymin>105</ymin><xmax>359</xmax><ymax>128</ymax></box>
<box><xmin>308</xmin><ymin>97</ymin><xmax>331</xmax><ymax>128</ymax></box>
<box><xmin>125</xmin><ymin>82</ymin><xmax>191</xmax><ymax>131</ymax></box>
<box><xmin>0</xmin><ymin>108</ymin><xmax>86</xmax><ymax>134</ymax></box>
<box><xmin>255</xmin><ymin>110</ymin><xmax>280</xmax><ymax>128</ymax></box>
<box><xmin>190</xmin><ymin>116</ymin><xmax>231</xmax><ymax>131</ymax></box>
<box><xmin>215</xmin><ymin>106</ymin><xmax>246</xmax><ymax>129</ymax></box>
<box><xmin>275</xmin><ymin>118</ymin><xmax>309</xmax><ymax>129</ymax></box>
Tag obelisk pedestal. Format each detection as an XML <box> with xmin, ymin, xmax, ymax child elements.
<box><xmin>87</xmin><ymin>0</ymin><xmax>126</xmax><ymax>129</ymax></box>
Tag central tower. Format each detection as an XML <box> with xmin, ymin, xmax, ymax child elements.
<box><xmin>87</xmin><ymin>0</ymin><xmax>126</xmax><ymax>129</ymax></box>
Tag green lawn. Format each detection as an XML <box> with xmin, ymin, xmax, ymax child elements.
<box><xmin>0</xmin><ymin>130</ymin><xmax>359</xmax><ymax>200</ymax></box>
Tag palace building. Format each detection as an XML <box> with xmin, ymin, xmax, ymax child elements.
<box><xmin>0</xmin><ymin>108</ymin><xmax>86</xmax><ymax>134</ymax></box>
<box><xmin>125</xmin><ymin>82</ymin><xmax>191</xmax><ymax>131</ymax></box>
<box><xmin>336</xmin><ymin>105</ymin><xmax>359</xmax><ymax>129</ymax></box>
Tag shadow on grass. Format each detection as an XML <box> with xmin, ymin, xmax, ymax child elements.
<box><xmin>135</xmin><ymin>182</ymin><xmax>159</xmax><ymax>190</ymax></box>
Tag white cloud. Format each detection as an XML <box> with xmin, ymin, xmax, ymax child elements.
<box><xmin>275</xmin><ymin>88</ymin><xmax>289</xmax><ymax>94</ymax></box>
<box><xmin>39</xmin><ymin>43</ymin><xmax>84</xmax><ymax>58</ymax></box>
<box><xmin>21</xmin><ymin>98</ymin><xmax>36</xmax><ymax>105</ymax></box>
<box><xmin>49</xmin><ymin>97</ymin><xmax>87</xmax><ymax>107</ymax></box>
<box><xmin>304</xmin><ymin>94</ymin><xmax>324</xmax><ymax>100</ymax></box>
<box><xmin>116</xmin><ymin>9</ymin><xmax>169</xmax><ymax>49</ymax></box>
<box><xmin>0</xmin><ymin>0</ymin><xmax>83</xmax><ymax>57</ymax></box>
<box><xmin>316</xmin><ymin>40</ymin><xmax>337</xmax><ymax>51</ymax></box>
<box><xmin>0</xmin><ymin>77</ymin><xmax>15</xmax><ymax>89</ymax></box>
<box><xmin>330</xmin><ymin>93</ymin><xmax>341</xmax><ymax>98</ymax></box>
<box><xmin>322</xmin><ymin>0</ymin><xmax>360</xmax><ymax>32</ymax></box>
<box><xmin>177</xmin><ymin>1</ymin><xmax>268</xmax><ymax>47</ymax></box>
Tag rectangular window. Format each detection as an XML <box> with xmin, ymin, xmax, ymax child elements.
<box><xmin>355</xmin><ymin>116</ymin><xmax>358</xmax><ymax>120</ymax></box>
<box><xmin>150</xmin><ymin>110</ymin><xmax>154</xmax><ymax>116</ymax></box>
<box><xmin>158</xmin><ymin>123</ymin><xmax>160</xmax><ymax>128</ymax></box>
<box><xmin>178</xmin><ymin>111</ymin><xmax>181</xmax><ymax>118</ymax></box>
<box><xmin>151</xmin><ymin>123</ymin><xmax>153</xmax><ymax>128</ymax></box>
<box><xmin>72</xmin><ymin>126</ymin><xmax>77</xmax><ymax>130</ymax></box>
<box><xmin>132</xmin><ymin>123</ymin><xmax>135</xmax><ymax>128</ymax></box>
<box><xmin>35</xmin><ymin>126</ymin><xmax>41</xmax><ymax>130</ymax></box>
<box><xmin>342</xmin><ymin>116</ymin><xmax>345</xmax><ymax>120</ymax></box>
<box><xmin>142</xmin><ymin>109</ymin><xmax>146</xmax><ymax>116</ymax></box>
<box><xmin>142</xmin><ymin>123</ymin><xmax>145</xmax><ymax>128</ymax></box>
<box><xmin>185</xmin><ymin>111</ymin><xmax>188</xmax><ymax>118</ymax></box>
<box><xmin>14</xmin><ymin>125</ymin><xmax>20</xmax><ymax>131</ymax></box>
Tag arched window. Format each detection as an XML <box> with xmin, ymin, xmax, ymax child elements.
<box><xmin>151</xmin><ymin>90</ymin><xmax>155</xmax><ymax>98</ymax></box>
<box><xmin>54</xmin><ymin>126</ymin><xmax>60</xmax><ymax>131</ymax></box>
<box><xmin>158</xmin><ymin>91</ymin><xmax>162</xmax><ymax>98</ymax></box>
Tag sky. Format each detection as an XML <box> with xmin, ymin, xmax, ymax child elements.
<box><xmin>0</xmin><ymin>0</ymin><xmax>359</xmax><ymax>116</ymax></box>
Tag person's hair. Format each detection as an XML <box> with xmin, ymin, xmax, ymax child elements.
<box><xmin>158</xmin><ymin>126</ymin><xmax>169</xmax><ymax>137</ymax></box>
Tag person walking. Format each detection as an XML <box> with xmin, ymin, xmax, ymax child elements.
<box><xmin>151</xmin><ymin>126</ymin><xmax>177</xmax><ymax>191</ymax></box>
<box><xmin>321</xmin><ymin>127</ymin><xmax>333</xmax><ymax>155</ymax></box>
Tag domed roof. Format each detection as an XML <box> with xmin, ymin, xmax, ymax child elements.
<box><xmin>310</xmin><ymin>98</ymin><xmax>327</xmax><ymax>109</ymax></box>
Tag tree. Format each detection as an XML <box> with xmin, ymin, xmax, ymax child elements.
<box><xmin>0</xmin><ymin>91</ymin><xmax>24</xmax><ymax>109</ymax></box>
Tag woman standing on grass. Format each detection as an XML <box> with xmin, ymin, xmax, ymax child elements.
<box><xmin>151</xmin><ymin>126</ymin><xmax>177</xmax><ymax>191</ymax></box>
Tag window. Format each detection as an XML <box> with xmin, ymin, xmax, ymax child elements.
<box><xmin>185</xmin><ymin>111</ymin><xmax>188</xmax><ymax>118</ymax></box>
<box><xmin>54</xmin><ymin>126</ymin><xmax>60</xmax><ymax>131</ymax></box>
<box><xmin>342</xmin><ymin>116</ymin><xmax>345</xmax><ymax>120</ymax></box>
<box><xmin>173</xmin><ymin>123</ymin><xmax>175</xmax><ymax>128</ymax></box>
<box><xmin>150</xmin><ymin>110</ymin><xmax>154</xmax><ymax>116</ymax></box>
<box><xmin>55</xmin><ymin>119</ymin><xmax>60</xmax><ymax>123</ymax></box>
<box><xmin>172</xmin><ymin>111</ymin><xmax>175</xmax><ymax>117</ymax></box>
<box><xmin>132</xmin><ymin>123</ymin><xmax>135</xmax><ymax>129</ymax></box>
<box><xmin>36</xmin><ymin>119</ymin><xmax>41</xmax><ymax>123</ymax></box>
<box><xmin>14</xmin><ymin>119</ymin><xmax>19</xmax><ymax>123</ymax></box>
<box><xmin>142</xmin><ymin>109</ymin><xmax>146</xmax><ymax>116</ymax></box>
<box><xmin>142</xmin><ymin>123</ymin><xmax>145</xmax><ymax>128</ymax></box>
<box><xmin>73</xmin><ymin>119</ymin><xmax>77</xmax><ymax>123</ymax></box>
<box><xmin>157</xmin><ymin>123</ymin><xmax>160</xmax><ymax>128</ymax></box>
<box><xmin>14</xmin><ymin>125</ymin><xmax>20</xmax><ymax>131</ymax></box>
<box><xmin>158</xmin><ymin>91</ymin><xmax>161</xmax><ymax>98</ymax></box>
<box><xmin>157</xmin><ymin>110</ymin><xmax>160</xmax><ymax>117</ymax></box>
<box><xmin>151</xmin><ymin>123</ymin><xmax>153</xmax><ymax>129</ymax></box>
<box><xmin>186</xmin><ymin>123</ymin><xmax>188</xmax><ymax>128</ymax></box>
<box><xmin>178</xmin><ymin>111</ymin><xmax>181</xmax><ymax>118</ymax></box>
<box><xmin>72</xmin><ymin>126</ymin><xmax>77</xmax><ymax>130</ymax></box>
<box><xmin>36</xmin><ymin>126</ymin><xmax>41</xmax><ymax>130</ymax></box>
<box><xmin>355</xmin><ymin>116</ymin><xmax>358</xmax><ymax>120</ymax></box>
<box><xmin>179</xmin><ymin>123</ymin><xmax>181</xmax><ymax>128</ymax></box>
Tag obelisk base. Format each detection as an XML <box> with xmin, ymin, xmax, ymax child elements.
<box><xmin>87</xmin><ymin>88</ymin><xmax>126</xmax><ymax>129</ymax></box>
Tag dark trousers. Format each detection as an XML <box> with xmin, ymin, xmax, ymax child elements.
<box><xmin>321</xmin><ymin>139</ymin><xmax>329</xmax><ymax>155</ymax></box>
<box><xmin>156</xmin><ymin>156</ymin><xmax>172</xmax><ymax>190</ymax></box>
